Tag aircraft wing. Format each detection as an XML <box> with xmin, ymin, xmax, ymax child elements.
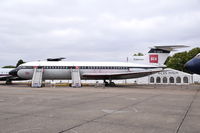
<box><xmin>82</xmin><ymin>69</ymin><xmax>162</xmax><ymax>80</ymax></box>
<box><xmin>0</xmin><ymin>75</ymin><xmax>20</xmax><ymax>81</ymax></box>
<box><xmin>0</xmin><ymin>75</ymin><xmax>12</xmax><ymax>80</ymax></box>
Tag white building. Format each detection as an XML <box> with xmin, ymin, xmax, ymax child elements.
<box><xmin>132</xmin><ymin>68</ymin><xmax>194</xmax><ymax>85</ymax></box>
<box><xmin>193</xmin><ymin>74</ymin><xmax>200</xmax><ymax>84</ymax></box>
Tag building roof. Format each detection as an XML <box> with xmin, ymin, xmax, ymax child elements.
<box><xmin>152</xmin><ymin>68</ymin><xmax>191</xmax><ymax>76</ymax></box>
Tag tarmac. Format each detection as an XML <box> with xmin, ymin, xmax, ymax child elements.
<box><xmin>0</xmin><ymin>84</ymin><xmax>200</xmax><ymax>133</ymax></box>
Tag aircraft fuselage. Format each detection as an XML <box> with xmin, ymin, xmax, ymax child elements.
<box><xmin>10</xmin><ymin>61</ymin><xmax>163</xmax><ymax>80</ymax></box>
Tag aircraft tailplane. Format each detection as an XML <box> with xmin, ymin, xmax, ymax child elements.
<box><xmin>133</xmin><ymin>45</ymin><xmax>188</xmax><ymax>66</ymax></box>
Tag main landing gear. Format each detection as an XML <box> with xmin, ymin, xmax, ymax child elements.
<box><xmin>104</xmin><ymin>79</ymin><xmax>116</xmax><ymax>87</ymax></box>
<box><xmin>6</xmin><ymin>79</ymin><xmax>12</xmax><ymax>85</ymax></box>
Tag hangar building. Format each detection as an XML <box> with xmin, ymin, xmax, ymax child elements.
<box><xmin>131</xmin><ymin>68</ymin><xmax>197</xmax><ymax>85</ymax></box>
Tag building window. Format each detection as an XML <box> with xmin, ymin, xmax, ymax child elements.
<box><xmin>156</xmin><ymin>77</ymin><xmax>161</xmax><ymax>83</ymax></box>
<box><xmin>169</xmin><ymin>77</ymin><xmax>174</xmax><ymax>83</ymax></box>
<box><xmin>183</xmin><ymin>77</ymin><xmax>189</xmax><ymax>83</ymax></box>
<box><xmin>176</xmin><ymin>77</ymin><xmax>181</xmax><ymax>83</ymax></box>
<box><xmin>150</xmin><ymin>77</ymin><xmax>154</xmax><ymax>83</ymax></box>
<box><xmin>163</xmin><ymin>77</ymin><xmax>167</xmax><ymax>83</ymax></box>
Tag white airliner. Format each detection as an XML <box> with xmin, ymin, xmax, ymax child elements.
<box><xmin>9</xmin><ymin>45</ymin><xmax>187</xmax><ymax>86</ymax></box>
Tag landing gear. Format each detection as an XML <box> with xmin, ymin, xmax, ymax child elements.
<box><xmin>103</xmin><ymin>79</ymin><xmax>116</xmax><ymax>87</ymax></box>
<box><xmin>110</xmin><ymin>82</ymin><xmax>115</xmax><ymax>87</ymax></box>
<box><xmin>104</xmin><ymin>80</ymin><xmax>109</xmax><ymax>86</ymax></box>
<box><xmin>6</xmin><ymin>79</ymin><xmax>12</xmax><ymax>85</ymax></box>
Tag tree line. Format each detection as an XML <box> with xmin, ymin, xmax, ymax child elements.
<box><xmin>165</xmin><ymin>47</ymin><xmax>200</xmax><ymax>73</ymax></box>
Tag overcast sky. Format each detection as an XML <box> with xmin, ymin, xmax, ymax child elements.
<box><xmin>0</xmin><ymin>0</ymin><xmax>200</xmax><ymax>66</ymax></box>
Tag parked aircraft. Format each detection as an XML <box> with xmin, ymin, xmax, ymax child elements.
<box><xmin>185</xmin><ymin>53</ymin><xmax>200</xmax><ymax>75</ymax></box>
<box><xmin>0</xmin><ymin>68</ymin><xmax>22</xmax><ymax>84</ymax></box>
<box><xmin>9</xmin><ymin>45</ymin><xmax>187</xmax><ymax>86</ymax></box>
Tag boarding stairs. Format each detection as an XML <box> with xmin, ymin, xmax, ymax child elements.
<box><xmin>31</xmin><ymin>67</ymin><xmax>44</xmax><ymax>88</ymax></box>
<box><xmin>71</xmin><ymin>69</ymin><xmax>81</xmax><ymax>87</ymax></box>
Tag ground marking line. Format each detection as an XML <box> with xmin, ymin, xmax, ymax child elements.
<box><xmin>175</xmin><ymin>89</ymin><xmax>199</xmax><ymax>133</ymax></box>
<box><xmin>58</xmin><ymin>94</ymin><xmax>161</xmax><ymax>133</ymax></box>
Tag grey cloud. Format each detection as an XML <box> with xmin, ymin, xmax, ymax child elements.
<box><xmin>0</xmin><ymin>0</ymin><xmax>200</xmax><ymax>66</ymax></box>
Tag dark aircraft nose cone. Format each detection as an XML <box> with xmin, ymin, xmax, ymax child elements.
<box><xmin>185</xmin><ymin>58</ymin><xmax>200</xmax><ymax>74</ymax></box>
<box><xmin>9</xmin><ymin>69</ymin><xmax>19</xmax><ymax>77</ymax></box>
<box><xmin>184</xmin><ymin>61</ymin><xmax>190</xmax><ymax>71</ymax></box>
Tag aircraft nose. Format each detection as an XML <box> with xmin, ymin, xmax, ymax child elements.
<box><xmin>9</xmin><ymin>68</ymin><xmax>19</xmax><ymax>77</ymax></box>
<box><xmin>184</xmin><ymin>58</ymin><xmax>197</xmax><ymax>73</ymax></box>
<box><xmin>184</xmin><ymin>61</ymin><xmax>190</xmax><ymax>70</ymax></box>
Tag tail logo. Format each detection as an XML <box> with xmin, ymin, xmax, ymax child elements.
<box><xmin>149</xmin><ymin>55</ymin><xmax>158</xmax><ymax>63</ymax></box>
